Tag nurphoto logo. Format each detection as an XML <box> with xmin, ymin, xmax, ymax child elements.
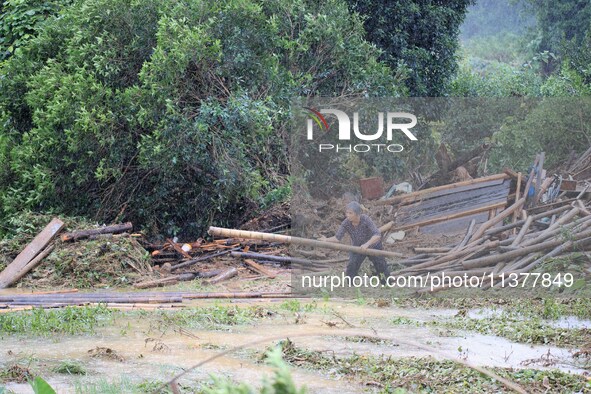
<box><xmin>304</xmin><ymin>107</ymin><xmax>418</xmax><ymax>153</ymax></box>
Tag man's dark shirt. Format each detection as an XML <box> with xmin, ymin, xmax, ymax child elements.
<box><xmin>335</xmin><ymin>214</ymin><xmax>382</xmax><ymax>248</ymax></box>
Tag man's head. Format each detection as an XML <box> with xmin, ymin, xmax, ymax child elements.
<box><xmin>345</xmin><ymin>201</ymin><xmax>362</xmax><ymax>223</ymax></box>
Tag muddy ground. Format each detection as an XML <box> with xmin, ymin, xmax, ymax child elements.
<box><xmin>1</xmin><ymin>210</ymin><xmax>591</xmax><ymax>393</ymax></box>
<box><xmin>1</xmin><ymin>272</ymin><xmax>591</xmax><ymax>393</ymax></box>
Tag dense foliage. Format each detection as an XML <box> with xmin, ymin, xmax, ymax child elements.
<box><xmin>0</xmin><ymin>0</ymin><xmax>400</xmax><ymax>237</ymax></box>
<box><xmin>449</xmin><ymin>0</ymin><xmax>591</xmax><ymax>172</ymax></box>
<box><xmin>0</xmin><ymin>0</ymin><xmax>72</xmax><ymax>61</ymax></box>
<box><xmin>347</xmin><ymin>0</ymin><xmax>473</xmax><ymax>96</ymax></box>
<box><xmin>525</xmin><ymin>0</ymin><xmax>591</xmax><ymax>74</ymax></box>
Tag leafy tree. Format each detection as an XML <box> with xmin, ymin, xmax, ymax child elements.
<box><xmin>0</xmin><ymin>0</ymin><xmax>400</xmax><ymax>238</ymax></box>
<box><xmin>0</xmin><ymin>0</ymin><xmax>72</xmax><ymax>61</ymax></box>
<box><xmin>524</xmin><ymin>0</ymin><xmax>591</xmax><ymax>74</ymax></box>
<box><xmin>346</xmin><ymin>0</ymin><xmax>473</xmax><ymax>96</ymax></box>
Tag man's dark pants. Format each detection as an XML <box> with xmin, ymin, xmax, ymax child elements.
<box><xmin>345</xmin><ymin>252</ymin><xmax>391</xmax><ymax>282</ymax></box>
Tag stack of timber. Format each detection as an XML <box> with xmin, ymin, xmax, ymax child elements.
<box><xmin>147</xmin><ymin>237</ymin><xmax>283</xmax><ymax>269</ymax></box>
<box><xmin>392</xmin><ymin>199</ymin><xmax>591</xmax><ymax>293</ymax></box>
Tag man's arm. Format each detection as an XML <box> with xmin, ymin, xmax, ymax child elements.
<box><xmin>360</xmin><ymin>234</ymin><xmax>381</xmax><ymax>249</ymax></box>
<box><xmin>319</xmin><ymin>220</ymin><xmax>347</xmax><ymax>243</ymax></box>
<box><xmin>360</xmin><ymin>215</ymin><xmax>382</xmax><ymax>249</ymax></box>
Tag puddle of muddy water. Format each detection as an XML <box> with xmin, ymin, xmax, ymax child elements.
<box><xmin>1</xmin><ymin>299</ymin><xmax>589</xmax><ymax>393</ymax></box>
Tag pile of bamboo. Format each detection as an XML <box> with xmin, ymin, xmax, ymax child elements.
<box><xmin>0</xmin><ymin>290</ymin><xmax>291</xmax><ymax>311</ymax></box>
<box><xmin>392</xmin><ymin>199</ymin><xmax>591</xmax><ymax>293</ymax></box>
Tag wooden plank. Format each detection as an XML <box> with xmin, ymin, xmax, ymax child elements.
<box><xmin>388</xmin><ymin>202</ymin><xmax>507</xmax><ymax>233</ymax></box>
<box><xmin>244</xmin><ymin>259</ymin><xmax>276</xmax><ymax>279</ymax></box>
<box><xmin>167</xmin><ymin>238</ymin><xmax>192</xmax><ymax>259</ymax></box>
<box><xmin>11</xmin><ymin>244</ymin><xmax>54</xmax><ymax>285</ymax></box>
<box><xmin>395</xmin><ymin>180</ymin><xmax>510</xmax><ymax>227</ymax></box>
<box><xmin>376</xmin><ymin>174</ymin><xmax>510</xmax><ymax>206</ymax></box>
<box><xmin>0</xmin><ymin>218</ymin><xmax>64</xmax><ymax>289</ymax></box>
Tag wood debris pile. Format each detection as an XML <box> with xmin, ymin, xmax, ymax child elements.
<box><xmin>382</xmin><ymin>151</ymin><xmax>591</xmax><ymax>293</ymax></box>
<box><xmin>1</xmin><ymin>149</ymin><xmax>590</xmax><ymax>298</ymax></box>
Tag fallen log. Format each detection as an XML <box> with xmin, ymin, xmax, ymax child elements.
<box><xmin>60</xmin><ymin>222</ymin><xmax>132</xmax><ymax>242</ymax></box>
<box><xmin>133</xmin><ymin>273</ymin><xmax>197</xmax><ymax>289</ymax></box>
<box><xmin>0</xmin><ymin>218</ymin><xmax>64</xmax><ymax>289</ymax></box>
<box><xmin>206</xmin><ymin>267</ymin><xmax>238</xmax><ymax>284</ymax></box>
<box><xmin>208</xmin><ymin>227</ymin><xmax>406</xmax><ymax>258</ymax></box>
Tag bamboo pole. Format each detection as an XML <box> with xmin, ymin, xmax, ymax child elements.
<box><xmin>512</xmin><ymin>172</ymin><xmax>522</xmax><ymax>235</ymax></box>
<box><xmin>510</xmin><ymin>216</ymin><xmax>533</xmax><ymax>246</ymax></box>
<box><xmin>483</xmin><ymin>204</ymin><xmax>571</xmax><ymax>236</ymax></box>
<box><xmin>519</xmin><ymin>208</ymin><xmax>586</xmax><ymax>247</ymax></box>
<box><xmin>469</xmin><ymin>197</ymin><xmax>526</xmax><ymax>242</ymax></box>
<box><xmin>463</xmin><ymin>227</ymin><xmax>591</xmax><ymax>269</ymax></box>
<box><xmin>208</xmin><ymin>227</ymin><xmax>406</xmax><ymax>258</ymax></box>
<box><xmin>230</xmin><ymin>251</ymin><xmax>346</xmax><ymax>265</ymax></box>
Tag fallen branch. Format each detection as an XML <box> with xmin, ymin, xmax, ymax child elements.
<box><xmin>60</xmin><ymin>222</ymin><xmax>132</xmax><ymax>242</ymax></box>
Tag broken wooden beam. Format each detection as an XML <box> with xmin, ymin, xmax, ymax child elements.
<box><xmin>0</xmin><ymin>218</ymin><xmax>64</xmax><ymax>289</ymax></box>
<box><xmin>244</xmin><ymin>259</ymin><xmax>276</xmax><ymax>279</ymax></box>
<box><xmin>10</xmin><ymin>244</ymin><xmax>54</xmax><ymax>285</ymax></box>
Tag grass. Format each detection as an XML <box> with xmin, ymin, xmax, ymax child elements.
<box><xmin>434</xmin><ymin>313</ymin><xmax>591</xmax><ymax>347</ymax></box>
<box><xmin>53</xmin><ymin>360</ymin><xmax>87</xmax><ymax>375</ymax></box>
<box><xmin>273</xmin><ymin>339</ymin><xmax>590</xmax><ymax>393</ymax></box>
<box><xmin>140</xmin><ymin>304</ymin><xmax>274</xmax><ymax>332</ymax></box>
<box><xmin>0</xmin><ymin>306</ymin><xmax>113</xmax><ymax>336</ymax></box>
<box><xmin>279</xmin><ymin>299</ymin><xmax>317</xmax><ymax>313</ymax></box>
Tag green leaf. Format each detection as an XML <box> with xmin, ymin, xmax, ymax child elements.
<box><xmin>30</xmin><ymin>377</ymin><xmax>57</xmax><ymax>394</ymax></box>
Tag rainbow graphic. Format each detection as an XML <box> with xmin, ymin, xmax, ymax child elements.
<box><xmin>303</xmin><ymin>107</ymin><xmax>328</xmax><ymax>130</ymax></box>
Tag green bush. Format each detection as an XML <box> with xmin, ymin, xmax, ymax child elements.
<box><xmin>0</xmin><ymin>0</ymin><xmax>72</xmax><ymax>61</ymax></box>
<box><xmin>0</xmin><ymin>0</ymin><xmax>400</xmax><ymax>238</ymax></box>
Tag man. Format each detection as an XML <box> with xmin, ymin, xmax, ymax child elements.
<box><xmin>321</xmin><ymin>201</ymin><xmax>390</xmax><ymax>281</ymax></box>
